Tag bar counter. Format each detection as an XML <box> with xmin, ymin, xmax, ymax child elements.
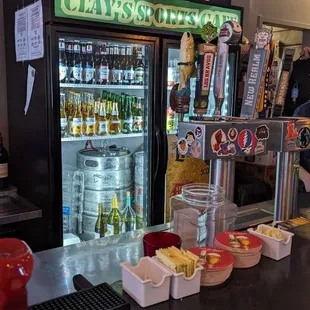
<box><xmin>28</xmin><ymin>224</ymin><xmax>310</xmax><ymax>309</ymax></box>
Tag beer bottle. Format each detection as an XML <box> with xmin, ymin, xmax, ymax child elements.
<box><xmin>118</xmin><ymin>94</ymin><xmax>125</xmax><ymax>130</ymax></box>
<box><xmin>124</xmin><ymin>46</ymin><xmax>134</xmax><ymax>85</ymax></box>
<box><xmin>133</xmin><ymin>97</ymin><xmax>143</xmax><ymax>133</ymax></box>
<box><xmin>109</xmin><ymin>100</ymin><xmax>120</xmax><ymax>135</ymax></box>
<box><xmin>71</xmin><ymin>40</ymin><xmax>82</xmax><ymax>83</ymax></box>
<box><xmin>107</xmin><ymin>194</ymin><xmax>122</xmax><ymax>236</ymax></box>
<box><xmin>71</xmin><ymin>93</ymin><xmax>83</xmax><ymax>136</ymax></box>
<box><xmin>66</xmin><ymin>41</ymin><xmax>73</xmax><ymax>83</ymax></box>
<box><xmin>122</xmin><ymin>96</ymin><xmax>133</xmax><ymax>134</ymax></box>
<box><xmin>111</xmin><ymin>45</ymin><xmax>122</xmax><ymax>85</ymax></box>
<box><xmin>99</xmin><ymin>43</ymin><xmax>109</xmax><ymax>85</ymax></box>
<box><xmin>83</xmin><ymin>42</ymin><xmax>95</xmax><ymax>84</ymax></box>
<box><xmin>134</xmin><ymin>48</ymin><xmax>144</xmax><ymax>85</ymax></box>
<box><xmin>120</xmin><ymin>46</ymin><xmax>126</xmax><ymax>84</ymax></box>
<box><xmin>106</xmin><ymin>91</ymin><xmax>112</xmax><ymax>132</ymax></box>
<box><xmin>94</xmin><ymin>95</ymin><xmax>100</xmax><ymax>119</ymax></box>
<box><xmin>97</xmin><ymin>99</ymin><xmax>108</xmax><ymax>136</ymax></box>
<box><xmin>59</xmin><ymin>39</ymin><xmax>67</xmax><ymax>83</ymax></box>
<box><xmin>85</xmin><ymin>93</ymin><xmax>96</xmax><ymax>136</ymax></box>
<box><xmin>81</xmin><ymin>41</ymin><xmax>87</xmax><ymax>64</ymax></box>
<box><xmin>60</xmin><ymin>92</ymin><xmax>67</xmax><ymax>137</ymax></box>
<box><xmin>108</xmin><ymin>46</ymin><xmax>114</xmax><ymax>84</ymax></box>
<box><xmin>94</xmin><ymin>44</ymin><xmax>101</xmax><ymax>84</ymax></box>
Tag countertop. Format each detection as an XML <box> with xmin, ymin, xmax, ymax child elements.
<box><xmin>28</xmin><ymin>224</ymin><xmax>310</xmax><ymax>310</ymax></box>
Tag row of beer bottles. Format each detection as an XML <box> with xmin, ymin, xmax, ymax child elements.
<box><xmin>60</xmin><ymin>91</ymin><xmax>144</xmax><ymax>137</ymax></box>
<box><xmin>59</xmin><ymin>39</ymin><xmax>145</xmax><ymax>85</ymax></box>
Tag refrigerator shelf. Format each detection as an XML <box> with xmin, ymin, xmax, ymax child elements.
<box><xmin>60</xmin><ymin>83</ymin><xmax>147</xmax><ymax>90</ymax></box>
<box><xmin>61</xmin><ymin>133</ymin><xmax>144</xmax><ymax>142</ymax></box>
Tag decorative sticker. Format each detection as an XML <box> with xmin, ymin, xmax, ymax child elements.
<box><xmin>228</xmin><ymin>128</ymin><xmax>238</xmax><ymax>142</ymax></box>
<box><xmin>285</xmin><ymin>121</ymin><xmax>298</xmax><ymax>140</ymax></box>
<box><xmin>287</xmin><ymin>140</ymin><xmax>296</xmax><ymax>151</ymax></box>
<box><xmin>236</xmin><ymin>129</ymin><xmax>257</xmax><ymax>155</ymax></box>
<box><xmin>177</xmin><ymin>138</ymin><xmax>188</xmax><ymax>155</ymax></box>
<box><xmin>255</xmin><ymin>125</ymin><xmax>269</xmax><ymax>141</ymax></box>
<box><xmin>194</xmin><ymin>126</ymin><xmax>203</xmax><ymax>139</ymax></box>
<box><xmin>215</xmin><ymin>231</ymin><xmax>262</xmax><ymax>252</ymax></box>
<box><xmin>255</xmin><ymin>141</ymin><xmax>265</xmax><ymax>155</ymax></box>
<box><xmin>188</xmin><ymin>247</ymin><xmax>234</xmax><ymax>271</ymax></box>
<box><xmin>191</xmin><ymin>141</ymin><xmax>202</xmax><ymax>159</ymax></box>
<box><xmin>218</xmin><ymin>141</ymin><xmax>236</xmax><ymax>156</ymax></box>
<box><xmin>186</xmin><ymin>131</ymin><xmax>195</xmax><ymax>147</ymax></box>
<box><xmin>211</xmin><ymin>129</ymin><xmax>227</xmax><ymax>153</ymax></box>
<box><xmin>297</xmin><ymin>127</ymin><xmax>310</xmax><ymax>149</ymax></box>
<box><xmin>292</xmin><ymin>159</ymin><xmax>300</xmax><ymax>176</ymax></box>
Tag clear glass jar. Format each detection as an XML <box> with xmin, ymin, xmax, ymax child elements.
<box><xmin>170</xmin><ymin>183</ymin><xmax>237</xmax><ymax>248</ymax></box>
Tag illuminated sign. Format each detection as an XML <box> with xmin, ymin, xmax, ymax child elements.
<box><xmin>54</xmin><ymin>0</ymin><xmax>241</xmax><ymax>35</ymax></box>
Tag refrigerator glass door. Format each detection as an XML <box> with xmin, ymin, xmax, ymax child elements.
<box><xmin>57</xmin><ymin>34</ymin><xmax>153</xmax><ymax>244</ymax></box>
<box><xmin>164</xmin><ymin>45</ymin><xmax>236</xmax><ymax>222</ymax></box>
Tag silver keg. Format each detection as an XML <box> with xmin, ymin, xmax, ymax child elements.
<box><xmin>77</xmin><ymin>147</ymin><xmax>133</xmax><ymax>239</ymax></box>
<box><xmin>134</xmin><ymin>151</ymin><xmax>144</xmax><ymax>228</ymax></box>
<box><xmin>77</xmin><ymin>147</ymin><xmax>132</xmax><ymax>190</ymax></box>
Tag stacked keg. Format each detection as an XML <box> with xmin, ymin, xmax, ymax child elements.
<box><xmin>134</xmin><ymin>151</ymin><xmax>144</xmax><ymax>229</ymax></box>
<box><xmin>77</xmin><ymin>147</ymin><xmax>132</xmax><ymax>239</ymax></box>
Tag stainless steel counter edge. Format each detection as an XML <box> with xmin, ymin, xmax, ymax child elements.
<box><xmin>28</xmin><ymin>223</ymin><xmax>172</xmax><ymax>306</ymax></box>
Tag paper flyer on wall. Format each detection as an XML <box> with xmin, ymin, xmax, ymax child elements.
<box><xmin>27</xmin><ymin>0</ymin><xmax>44</xmax><ymax>60</ymax></box>
<box><xmin>15</xmin><ymin>7</ymin><xmax>29</xmax><ymax>62</ymax></box>
<box><xmin>14</xmin><ymin>0</ymin><xmax>44</xmax><ymax>62</ymax></box>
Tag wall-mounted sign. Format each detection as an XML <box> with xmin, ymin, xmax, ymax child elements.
<box><xmin>54</xmin><ymin>0</ymin><xmax>241</xmax><ymax>35</ymax></box>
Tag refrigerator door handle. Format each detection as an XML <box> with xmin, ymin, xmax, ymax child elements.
<box><xmin>154</xmin><ymin>126</ymin><xmax>161</xmax><ymax>180</ymax></box>
<box><xmin>163</xmin><ymin>131</ymin><xmax>168</xmax><ymax>174</ymax></box>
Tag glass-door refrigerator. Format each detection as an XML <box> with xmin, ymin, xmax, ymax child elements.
<box><xmin>162</xmin><ymin>39</ymin><xmax>240</xmax><ymax>222</ymax></box>
<box><xmin>53</xmin><ymin>29</ymin><xmax>157</xmax><ymax>245</ymax></box>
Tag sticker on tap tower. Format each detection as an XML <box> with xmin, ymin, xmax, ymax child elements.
<box><xmin>236</xmin><ymin>129</ymin><xmax>257</xmax><ymax>155</ymax></box>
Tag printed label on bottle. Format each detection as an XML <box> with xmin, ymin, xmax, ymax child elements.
<box><xmin>99</xmin><ymin>66</ymin><xmax>109</xmax><ymax>80</ymax></box>
<box><xmin>107</xmin><ymin>224</ymin><xmax>114</xmax><ymax>236</ymax></box>
<box><xmin>98</xmin><ymin>121</ymin><xmax>107</xmax><ymax>134</ymax></box>
<box><xmin>62</xmin><ymin>206</ymin><xmax>70</xmax><ymax>233</ymax></box>
<box><xmin>84</xmin><ymin>65</ymin><xmax>94</xmax><ymax>82</ymax></box>
<box><xmin>124</xmin><ymin>70</ymin><xmax>134</xmax><ymax>81</ymax></box>
<box><xmin>134</xmin><ymin>116</ymin><xmax>143</xmax><ymax>126</ymax></box>
<box><xmin>124</xmin><ymin>119</ymin><xmax>133</xmax><ymax>124</ymax></box>
<box><xmin>86</xmin><ymin>117</ymin><xmax>96</xmax><ymax>126</ymax></box>
<box><xmin>59</xmin><ymin>64</ymin><xmax>67</xmax><ymax>81</ymax></box>
<box><xmin>72</xmin><ymin>118</ymin><xmax>82</xmax><ymax>126</ymax></box>
<box><xmin>135</xmin><ymin>68</ymin><xmax>144</xmax><ymax>82</ymax></box>
<box><xmin>0</xmin><ymin>163</ymin><xmax>8</xmax><ymax>178</ymax></box>
<box><xmin>111</xmin><ymin>120</ymin><xmax>120</xmax><ymax>124</ymax></box>
<box><xmin>60</xmin><ymin>118</ymin><xmax>67</xmax><ymax>127</ymax></box>
<box><xmin>112</xmin><ymin>69</ymin><xmax>122</xmax><ymax>82</ymax></box>
<box><xmin>73</xmin><ymin>65</ymin><xmax>82</xmax><ymax>81</ymax></box>
<box><xmin>94</xmin><ymin>232</ymin><xmax>100</xmax><ymax>239</ymax></box>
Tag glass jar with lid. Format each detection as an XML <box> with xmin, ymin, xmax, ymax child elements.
<box><xmin>170</xmin><ymin>183</ymin><xmax>238</xmax><ymax>249</ymax></box>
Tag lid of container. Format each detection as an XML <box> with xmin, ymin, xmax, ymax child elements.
<box><xmin>188</xmin><ymin>247</ymin><xmax>234</xmax><ymax>271</ymax></box>
<box><xmin>79</xmin><ymin>147</ymin><xmax>130</xmax><ymax>158</ymax></box>
<box><xmin>214</xmin><ymin>231</ymin><xmax>262</xmax><ymax>253</ymax></box>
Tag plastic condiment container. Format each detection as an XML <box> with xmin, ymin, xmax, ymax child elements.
<box><xmin>170</xmin><ymin>183</ymin><xmax>238</xmax><ymax>248</ymax></box>
<box><xmin>121</xmin><ymin>257</ymin><xmax>172</xmax><ymax>307</ymax></box>
<box><xmin>153</xmin><ymin>257</ymin><xmax>203</xmax><ymax>299</ymax></box>
<box><xmin>248</xmin><ymin>224</ymin><xmax>294</xmax><ymax>261</ymax></box>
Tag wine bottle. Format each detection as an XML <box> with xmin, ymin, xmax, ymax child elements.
<box><xmin>122</xmin><ymin>192</ymin><xmax>136</xmax><ymax>232</ymax></box>
<box><xmin>107</xmin><ymin>194</ymin><xmax>122</xmax><ymax>236</ymax></box>
<box><xmin>0</xmin><ymin>133</ymin><xmax>8</xmax><ymax>190</ymax></box>
<box><xmin>94</xmin><ymin>203</ymin><xmax>102</xmax><ymax>239</ymax></box>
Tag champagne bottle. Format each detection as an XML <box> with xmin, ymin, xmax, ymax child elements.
<box><xmin>107</xmin><ymin>194</ymin><xmax>122</xmax><ymax>235</ymax></box>
<box><xmin>122</xmin><ymin>192</ymin><xmax>136</xmax><ymax>232</ymax></box>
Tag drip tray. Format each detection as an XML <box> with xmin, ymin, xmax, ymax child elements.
<box><xmin>235</xmin><ymin>208</ymin><xmax>274</xmax><ymax>230</ymax></box>
<box><xmin>0</xmin><ymin>190</ymin><xmax>42</xmax><ymax>225</ymax></box>
<box><xmin>29</xmin><ymin>282</ymin><xmax>130</xmax><ymax>310</ymax></box>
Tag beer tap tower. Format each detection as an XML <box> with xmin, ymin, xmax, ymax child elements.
<box><xmin>176</xmin><ymin>24</ymin><xmax>306</xmax><ymax>223</ymax></box>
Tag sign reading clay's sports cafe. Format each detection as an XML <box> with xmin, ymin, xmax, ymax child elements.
<box><xmin>55</xmin><ymin>0</ymin><xmax>242</xmax><ymax>35</ymax></box>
